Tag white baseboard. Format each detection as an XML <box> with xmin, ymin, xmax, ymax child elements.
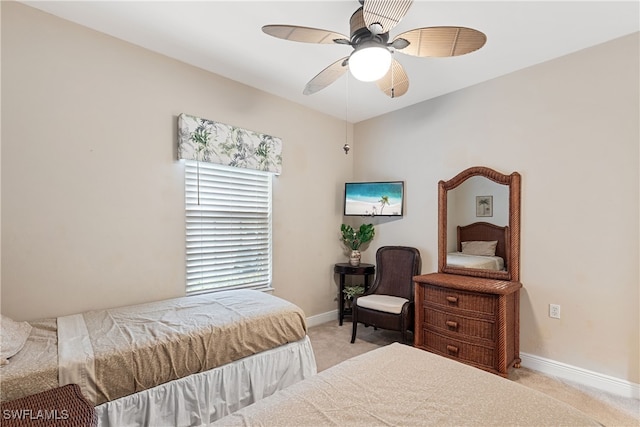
<box><xmin>520</xmin><ymin>352</ymin><xmax>640</xmax><ymax>400</ymax></box>
<box><xmin>306</xmin><ymin>310</ymin><xmax>338</xmax><ymax>328</ymax></box>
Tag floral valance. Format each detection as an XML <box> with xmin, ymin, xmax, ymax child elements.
<box><xmin>178</xmin><ymin>113</ymin><xmax>282</xmax><ymax>174</ymax></box>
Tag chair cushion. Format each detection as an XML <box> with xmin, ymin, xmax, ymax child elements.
<box><xmin>356</xmin><ymin>295</ymin><xmax>408</xmax><ymax>315</ymax></box>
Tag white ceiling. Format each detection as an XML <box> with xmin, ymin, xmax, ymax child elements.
<box><xmin>22</xmin><ymin>1</ymin><xmax>639</xmax><ymax>123</ymax></box>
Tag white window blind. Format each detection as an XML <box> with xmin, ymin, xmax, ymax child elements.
<box><xmin>184</xmin><ymin>160</ymin><xmax>273</xmax><ymax>295</ymax></box>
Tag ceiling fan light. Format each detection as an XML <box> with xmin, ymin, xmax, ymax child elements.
<box><xmin>349</xmin><ymin>44</ymin><xmax>392</xmax><ymax>82</ymax></box>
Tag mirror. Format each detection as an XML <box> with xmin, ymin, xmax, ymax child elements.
<box><xmin>438</xmin><ymin>166</ymin><xmax>521</xmax><ymax>281</ymax></box>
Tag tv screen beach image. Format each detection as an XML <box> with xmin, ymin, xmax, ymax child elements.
<box><xmin>344</xmin><ymin>182</ymin><xmax>403</xmax><ymax>216</ymax></box>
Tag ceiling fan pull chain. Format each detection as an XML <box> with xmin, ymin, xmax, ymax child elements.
<box><xmin>391</xmin><ymin>58</ymin><xmax>395</xmax><ymax>98</ymax></box>
<box><xmin>343</xmin><ymin>75</ymin><xmax>351</xmax><ymax>155</ymax></box>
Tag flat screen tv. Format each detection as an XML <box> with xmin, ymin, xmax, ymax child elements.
<box><xmin>344</xmin><ymin>181</ymin><xmax>404</xmax><ymax>217</ymax></box>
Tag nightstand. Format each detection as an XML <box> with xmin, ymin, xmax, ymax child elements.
<box><xmin>334</xmin><ymin>263</ymin><xmax>375</xmax><ymax>325</ymax></box>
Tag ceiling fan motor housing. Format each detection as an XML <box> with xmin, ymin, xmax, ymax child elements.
<box><xmin>350</xmin><ymin>7</ymin><xmax>389</xmax><ymax>46</ymax></box>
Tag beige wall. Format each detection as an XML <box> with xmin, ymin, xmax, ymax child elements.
<box><xmin>1</xmin><ymin>2</ymin><xmax>352</xmax><ymax>321</ymax></box>
<box><xmin>354</xmin><ymin>33</ymin><xmax>639</xmax><ymax>383</ymax></box>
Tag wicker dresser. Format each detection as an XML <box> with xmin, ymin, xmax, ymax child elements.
<box><xmin>414</xmin><ymin>272</ymin><xmax>522</xmax><ymax>377</ymax></box>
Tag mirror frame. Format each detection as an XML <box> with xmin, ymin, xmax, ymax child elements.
<box><xmin>438</xmin><ymin>166</ymin><xmax>521</xmax><ymax>282</ymax></box>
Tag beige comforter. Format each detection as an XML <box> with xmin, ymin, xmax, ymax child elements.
<box><xmin>1</xmin><ymin>290</ymin><xmax>306</xmax><ymax>405</ymax></box>
<box><xmin>215</xmin><ymin>343</ymin><xmax>601</xmax><ymax>427</ymax></box>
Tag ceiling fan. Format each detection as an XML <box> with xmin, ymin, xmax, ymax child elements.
<box><xmin>262</xmin><ymin>0</ymin><xmax>486</xmax><ymax>98</ymax></box>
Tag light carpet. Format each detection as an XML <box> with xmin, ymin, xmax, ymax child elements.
<box><xmin>307</xmin><ymin>321</ymin><xmax>640</xmax><ymax>427</ymax></box>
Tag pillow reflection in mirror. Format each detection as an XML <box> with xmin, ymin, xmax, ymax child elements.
<box><xmin>461</xmin><ymin>240</ymin><xmax>498</xmax><ymax>257</ymax></box>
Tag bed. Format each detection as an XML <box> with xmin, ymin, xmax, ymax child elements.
<box><xmin>0</xmin><ymin>289</ymin><xmax>317</xmax><ymax>426</ymax></box>
<box><xmin>213</xmin><ymin>343</ymin><xmax>600</xmax><ymax>426</ymax></box>
<box><xmin>446</xmin><ymin>222</ymin><xmax>509</xmax><ymax>271</ymax></box>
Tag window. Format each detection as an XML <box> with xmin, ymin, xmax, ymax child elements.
<box><xmin>184</xmin><ymin>160</ymin><xmax>273</xmax><ymax>295</ymax></box>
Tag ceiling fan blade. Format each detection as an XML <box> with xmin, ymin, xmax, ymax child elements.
<box><xmin>303</xmin><ymin>57</ymin><xmax>349</xmax><ymax>95</ymax></box>
<box><xmin>376</xmin><ymin>59</ymin><xmax>409</xmax><ymax>98</ymax></box>
<box><xmin>262</xmin><ymin>25</ymin><xmax>349</xmax><ymax>44</ymax></box>
<box><xmin>363</xmin><ymin>0</ymin><xmax>413</xmax><ymax>34</ymax></box>
<box><xmin>394</xmin><ymin>27</ymin><xmax>487</xmax><ymax>57</ymax></box>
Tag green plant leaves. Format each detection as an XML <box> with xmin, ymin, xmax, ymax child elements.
<box><xmin>340</xmin><ymin>223</ymin><xmax>375</xmax><ymax>250</ymax></box>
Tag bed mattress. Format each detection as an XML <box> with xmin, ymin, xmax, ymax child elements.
<box><xmin>1</xmin><ymin>290</ymin><xmax>307</xmax><ymax>406</ymax></box>
<box><xmin>214</xmin><ymin>343</ymin><xmax>600</xmax><ymax>427</ymax></box>
<box><xmin>446</xmin><ymin>252</ymin><xmax>505</xmax><ymax>271</ymax></box>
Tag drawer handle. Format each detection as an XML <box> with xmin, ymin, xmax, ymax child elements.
<box><xmin>445</xmin><ymin>296</ymin><xmax>458</xmax><ymax>304</ymax></box>
<box><xmin>445</xmin><ymin>320</ymin><xmax>458</xmax><ymax>329</ymax></box>
<box><xmin>446</xmin><ymin>345</ymin><xmax>459</xmax><ymax>354</ymax></box>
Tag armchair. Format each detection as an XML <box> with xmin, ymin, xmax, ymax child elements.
<box><xmin>350</xmin><ymin>246</ymin><xmax>422</xmax><ymax>344</ymax></box>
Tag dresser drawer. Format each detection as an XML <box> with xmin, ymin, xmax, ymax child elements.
<box><xmin>424</xmin><ymin>285</ymin><xmax>496</xmax><ymax>315</ymax></box>
<box><xmin>425</xmin><ymin>308</ymin><xmax>495</xmax><ymax>341</ymax></box>
<box><xmin>422</xmin><ymin>330</ymin><xmax>495</xmax><ymax>369</ymax></box>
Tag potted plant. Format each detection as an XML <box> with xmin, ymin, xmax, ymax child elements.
<box><xmin>343</xmin><ymin>285</ymin><xmax>365</xmax><ymax>309</ymax></box>
<box><xmin>340</xmin><ymin>223</ymin><xmax>375</xmax><ymax>266</ymax></box>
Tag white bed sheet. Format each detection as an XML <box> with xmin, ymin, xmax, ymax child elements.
<box><xmin>447</xmin><ymin>252</ymin><xmax>505</xmax><ymax>270</ymax></box>
<box><xmin>95</xmin><ymin>336</ymin><xmax>316</xmax><ymax>427</ymax></box>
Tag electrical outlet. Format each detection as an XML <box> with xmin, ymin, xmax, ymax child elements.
<box><xmin>549</xmin><ymin>304</ymin><xmax>561</xmax><ymax>319</ymax></box>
